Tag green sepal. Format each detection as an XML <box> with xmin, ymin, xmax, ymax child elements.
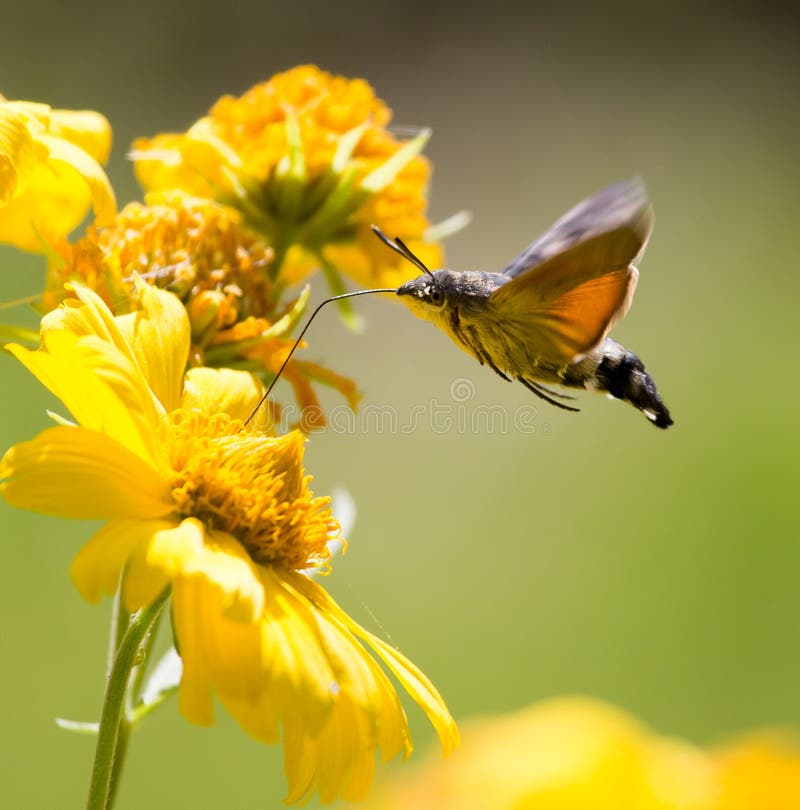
<box><xmin>55</xmin><ymin>717</ymin><xmax>100</xmax><ymax>735</ymax></box>
<box><xmin>332</xmin><ymin>122</ymin><xmax>369</xmax><ymax>173</ymax></box>
<box><xmin>360</xmin><ymin>128</ymin><xmax>431</xmax><ymax>194</ymax></box>
<box><xmin>47</xmin><ymin>410</ymin><xmax>77</xmax><ymax>427</ymax></box>
<box><xmin>273</xmin><ymin>110</ymin><xmax>307</xmax><ymax>221</ymax></box>
<box><xmin>130</xmin><ymin>647</ymin><xmax>182</xmax><ymax>726</ymax></box>
<box><xmin>298</xmin><ymin>166</ymin><xmax>359</xmax><ymax>239</ymax></box>
<box><xmin>202</xmin><ymin>286</ymin><xmax>311</xmax><ymax>365</ymax></box>
<box><xmin>262</xmin><ymin>284</ymin><xmax>311</xmax><ymax>339</ymax></box>
<box><xmin>425</xmin><ymin>209</ymin><xmax>472</xmax><ymax>242</ymax></box>
<box><xmin>299</xmin><ymin>123</ymin><xmax>370</xmax><ymax>221</ymax></box>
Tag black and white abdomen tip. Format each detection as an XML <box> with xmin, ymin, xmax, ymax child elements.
<box><xmin>595</xmin><ymin>342</ymin><xmax>673</xmax><ymax>429</ymax></box>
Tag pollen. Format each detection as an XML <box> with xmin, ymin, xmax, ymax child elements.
<box><xmin>165</xmin><ymin>410</ymin><xmax>339</xmax><ymax>570</ymax></box>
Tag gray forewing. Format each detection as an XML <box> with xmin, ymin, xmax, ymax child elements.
<box><xmin>500</xmin><ymin>178</ymin><xmax>651</xmax><ymax>279</ymax></box>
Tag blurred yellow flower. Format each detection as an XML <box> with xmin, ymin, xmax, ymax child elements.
<box><xmin>46</xmin><ymin>191</ymin><xmax>360</xmax><ymax>425</ymax></box>
<box><xmin>131</xmin><ymin>65</ymin><xmax>442</xmax><ymax>291</ymax></box>
<box><xmin>0</xmin><ymin>283</ymin><xmax>458</xmax><ymax>803</ymax></box>
<box><xmin>365</xmin><ymin>697</ymin><xmax>716</xmax><ymax>810</ymax></box>
<box><xmin>712</xmin><ymin>731</ymin><xmax>800</xmax><ymax>810</ymax></box>
<box><xmin>0</xmin><ymin>96</ymin><xmax>115</xmax><ymax>253</ymax></box>
<box><xmin>366</xmin><ymin>696</ymin><xmax>800</xmax><ymax>810</ymax></box>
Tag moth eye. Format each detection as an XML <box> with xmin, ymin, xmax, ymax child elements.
<box><xmin>429</xmin><ymin>288</ymin><xmax>445</xmax><ymax>307</ymax></box>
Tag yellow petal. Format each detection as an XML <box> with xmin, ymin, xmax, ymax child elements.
<box><xmin>0</xmin><ymin>426</ymin><xmax>173</xmax><ymax>519</ymax></box>
<box><xmin>0</xmin><ymin>107</ymin><xmax>39</xmax><ymax>203</ymax></box>
<box><xmin>115</xmin><ymin>282</ymin><xmax>190</xmax><ymax>412</ymax></box>
<box><xmin>168</xmin><ymin>567</ymin><xmax>266</xmax><ymax>703</ymax></box>
<box><xmin>44</xmin><ymin>284</ymin><xmax>124</xmax><ymax>344</ymax></box>
<box><xmin>40</xmin><ymin>132</ymin><xmax>116</xmax><ymax>226</ymax></box>
<box><xmin>181</xmin><ymin>367</ymin><xmax>263</xmax><ymax>422</ymax></box>
<box><xmin>295</xmin><ymin>571</ymin><xmax>459</xmax><ymax>755</ymax></box>
<box><xmin>7</xmin><ymin>332</ymin><xmax>163</xmax><ymax>467</ymax></box>
<box><xmin>71</xmin><ymin>518</ymin><xmax>176</xmax><ymax>603</ymax></box>
<box><xmin>217</xmin><ymin>689</ymin><xmax>281</xmax><ymax>745</ymax></box>
<box><xmin>258</xmin><ymin>567</ymin><xmax>337</xmax><ymax>728</ymax></box>
<box><xmin>0</xmin><ymin>162</ymin><xmax>88</xmax><ymax>252</ymax></box>
<box><xmin>0</xmin><ymin>104</ymin><xmax>116</xmax><ymax>252</ymax></box>
<box><xmin>172</xmin><ymin>577</ymin><xmax>216</xmax><ymax>726</ymax></box>
<box><xmin>131</xmin><ymin>518</ymin><xmax>265</xmax><ymax>621</ymax></box>
<box><xmin>49</xmin><ymin>108</ymin><xmax>112</xmax><ymax>164</ymax></box>
<box><xmin>131</xmin><ymin>126</ymin><xmax>240</xmax><ymax>200</ymax></box>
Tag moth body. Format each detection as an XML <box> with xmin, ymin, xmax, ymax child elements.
<box><xmin>397</xmin><ymin>269</ymin><xmax>672</xmax><ymax>427</ymax></box>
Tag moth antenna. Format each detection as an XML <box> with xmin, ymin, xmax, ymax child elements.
<box><xmin>244</xmin><ymin>287</ymin><xmax>396</xmax><ymax>428</ymax></box>
<box><xmin>371</xmin><ymin>225</ymin><xmax>435</xmax><ymax>278</ymax></box>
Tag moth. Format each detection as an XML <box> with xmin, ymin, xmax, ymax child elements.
<box><xmin>374</xmin><ymin>178</ymin><xmax>673</xmax><ymax>428</ymax></box>
<box><xmin>246</xmin><ymin>178</ymin><xmax>672</xmax><ymax>429</ymax></box>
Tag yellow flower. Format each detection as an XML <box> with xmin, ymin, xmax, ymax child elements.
<box><xmin>46</xmin><ymin>190</ymin><xmax>360</xmax><ymax>424</ymax></box>
<box><xmin>0</xmin><ymin>283</ymin><xmax>458</xmax><ymax>803</ymax></box>
<box><xmin>131</xmin><ymin>65</ymin><xmax>442</xmax><ymax>290</ymax></box>
<box><xmin>712</xmin><ymin>731</ymin><xmax>800</xmax><ymax>809</ymax></box>
<box><xmin>365</xmin><ymin>697</ymin><xmax>716</xmax><ymax>810</ymax></box>
<box><xmin>0</xmin><ymin>96</ymin><xmax>115</xmax><ymax>253</ymax></box>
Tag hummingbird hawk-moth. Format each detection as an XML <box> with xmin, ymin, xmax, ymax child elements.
<box><xmin>373</xmin><ymin>177</ymin><xmax>673</xmax><ymax>428</ymax></box>
<box><xmin>246</xmin><ymin>178</ymin><xmax>672</xmax><ymax>429</ymax></box>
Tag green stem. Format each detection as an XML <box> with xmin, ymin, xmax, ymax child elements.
<box><xmin>107</xmin><ymin>589</ymin><xmax>129</xmax><ymax>677</ymax></box>
<box><xmin>104</xmin><ymin>722</ymin><xmax>131</xmax><ymax>810</ymax></box>
<box><xmin>86</xmin><ymin>589</ymin><xmax>170</xmax><ymax>810</ymax></box>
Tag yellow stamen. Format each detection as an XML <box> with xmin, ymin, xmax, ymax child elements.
<box><xmin>165</xmin><ymin>410</ymin><xmax>338</xmax><ymax>570</ymax></box>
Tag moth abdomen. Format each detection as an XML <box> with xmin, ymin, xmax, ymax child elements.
<box><xmin>593</xmin><ymin>340</ymin><xmax>673</xmax><ymax>429</ymax></box>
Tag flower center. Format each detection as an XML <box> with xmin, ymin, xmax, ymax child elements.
<box><xmin>165</xmin><ymin>410</ymin><xmax>339</xmax><ymax>570</ymax></box>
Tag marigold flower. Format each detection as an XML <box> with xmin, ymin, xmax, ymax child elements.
<box><xmin>0</xmin><ymin>95</ymin><xmax>115</xmax><ymax>253</ymax></box>
<box><xmin>365</xmin><ymin>697</ymin><xmax>716</xmax><ymax>810</ymax></box>
<box><xmin>46</xmin><ymin>191</ymin><xmax>360</xmax><ymax>424</ymax></box>
<box><xmin>0</xmin><ymin>283</ymin><xmax>458</xmax><ymax>803</ymax></box>
<box><xmin>131</xmin><ymin>65</ymin><xmax>442</xmax><ymax>291</ymax></box>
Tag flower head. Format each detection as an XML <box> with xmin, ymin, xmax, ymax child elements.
<box><xmin>0</xmin><ymin>95</ymin><xmax>115</xmax><ymax>253</ymax></box>
<box><xmin>365</xmin><ymin>697</ymin><xmax>716</xmax><ymax>810</ymax></box>
<box><xmin>0</xmin><ymin>283</ymin><xmax>457</xmax><ymax>803</ymax></box>
<box><xmin>46</xmin><ymin>191</ymin><xmax>360</xmax><ymax>425</ymax></box>
<box><xmin>131</xmin><ymin>65</ymin><xmax>442</xmax><ymax>291</ymax></box>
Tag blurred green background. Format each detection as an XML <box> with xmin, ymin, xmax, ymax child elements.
<box><xmin>2</xmin><ymin>1</ymin><xmax>799</xmax><ymax>806</ymax></box>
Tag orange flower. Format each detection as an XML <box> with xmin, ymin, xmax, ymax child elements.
<box><xmin>131</xmin><ymin>65</ymin><xmax>443</xmax><ymax>292</ymax></box>
<box><xmin>47</xmin><ymin>191</ymin><xmax>359</xmax><ymax>424</ymax></box>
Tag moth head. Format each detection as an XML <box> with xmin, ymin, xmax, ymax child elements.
<box><xmin>369</xmin><ymin>225</ymin><xmax>447</xmax><ymax>317</ymax></box>
<box><xmin>396</xmin><ymin>274</ymin><xmax>447</xmax><ymax>311</ymax></box>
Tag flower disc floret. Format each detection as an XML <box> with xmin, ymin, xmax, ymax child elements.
<box><xmin>166</xmin><ymin>411</ymin><xmax>337</xmax><ymax>570</ymax></box>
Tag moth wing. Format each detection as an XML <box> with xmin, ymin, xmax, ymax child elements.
<box><xmin>507</xmin><ymin>268</ymin><xmax>639</xmax><ymax>363</ymax></box>
<box><xmin>500</xmin><ymin>177</ymin><xmax>653</xmax><ymax>279</ymax></box>
<box><xmin>489</xmin><ymin>228</ymin><xmax>641</xmax><ymax>363</ymax></box>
